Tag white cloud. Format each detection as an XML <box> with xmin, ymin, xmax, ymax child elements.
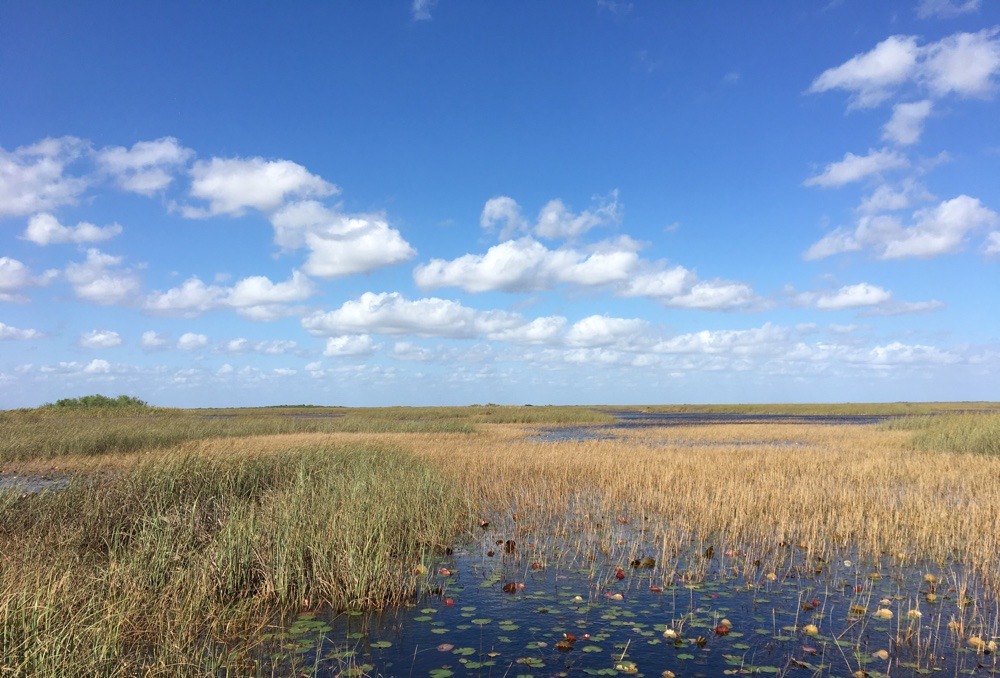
<box><xmin>652</xmin><ymin>323</ymin><xmax>789</xmax><ymax>355</ymax></box>
<box><xmin>0</xmin><ymin>136</ymin><xmax>88</xmax><ymax>217</ymax></box>
<box><xmin>414</xmin><ymin>237</ymin><xmax>639</xmax><ymax>293</ymax></box>
<box><xmin>921</xmin><ymin>27</ymin><xmax>1000</xmax><ymax>98</ymax></box>
<box><xmin>302</xmin><ymin>292</ymin><xmax>524</xmax><ymax>339</ymax></box>
<box><xmin>864</xmin><ymin>341</ymin><xmax>958</xmax><ymax>366</ymax></box>
<box><xmin>882</xmin><ymin>100</ymin><xmax>933</xmax><ymax>145</ymax></box>
<box><xmin>64</xmin><ymin>249</ymin><xmax>141</xmax><ymax>305</ymax></box>
<box><xmin>806</xmin><ymin>195</ymin><xmax>999</xmax><ymax>259</ymax></box>
<box><xmin>183</xmin><ymin>157</ymin><xmax>338</xmax><ymax>217</ymax></box>
<box><xmin>565</xmin><ymin>315</ymin><xmax>647</xmax><ymax>348</ymax></box>
<box><xmin>480</xmin><ymin>196</ymin><xmax>529</xmax><ymax>240</ymax></box>
<box><xmin>79</xmin><ymin>329</ymin><xmax>123</xmax><ymax>348</ymax></box>
<box><xmin>0</xmin><ymin>322</ymin><xmax>44</xmax><ymax>340</ymax></box>
<box><xmin>23</xmin><ymin>212</ymin><xmax>122</xmax><ymax>246</ymax></box>
<box><xmin>141</xmin><ymin>331</ymin><xmax>170</xmax><ymax>349</ymax></box>
<box><xmin>984</xmin><ymin>231</ymin><xmax>1000</xmax><ymax>255</ymax></box>
<box><xmin>480</xmin><ymin>192</ymin><xmax>620</xmax><ymax>241</ymax></box>
<box><xmin>0</xmin><ymin>257</ymin><xmax>56</xmax><ymax>302</ymax></box>
<box><xmin>810</xmin><ymin>29</ymin><xmax>1000</xmax><ymax>109</ymax></box>
<box><xmin>815</xmin><ymin>283</ymin><xmax>892</xmax><ymax>310</ymax></box>
<box><xmin>83</xmin><ymin>359</ymin><xmax>111</xmax><ymax>374</ymax></box>
<box><xmin>488</xmin><ymin>316</ymin><xmax>566</xmax><ymax>345</ymax></box>
<box><xmin>857</xmin><ymin>179</ymin><xmax>933</xmax><ymax>214</ymax></box>
<box><xmin>535</xmin><ymin>190</ymin><xmax>620</xmax><ymax>239</ymax></box>
<box><xmin>144</xmin><ymin>277</ymin><xmax>224</xmax><ymax>317</ymax></box>
<box><xmin>222</xmin><ymin>338</ymin><xmax>297</xmax><ymax>354</ymax></box>
<box><xmin>808</xmin><ymin>35</ymin><xmax>920</xmax><ymax>108</ymax></box>
<box><xmin>411</xmin><ymin>0</ymin><xmax>437</xmax><ymax>20</ymax></box>
<box><xmin>96</xmin><ymin>137</ymin><xmax>194</xmax><ymax>195</ymax></box>
<box><xmin>917</xmin><ymin>0</ymin><xmax>980</xmax><ymax>19</ymax></box>
<box><xmin>144</xmin><ymin>269</ymin><xmax>313</xmax><ymax>320</ymax></box>
<box><xmin>620</xmin><ymin>266</ymin><xmax>758</xmax><ymax>310</ymax></box>
<box><xmin>226</xmin><ymin>270</ymin><xmax>313</xmax><ymax>306</ymax></box>
<box><xmin>177</xmin><ymin>333</ymin><xmax>208</xmax><ymax>350</ymax></box>
<box><xmin>804</xmin><ymin>148</ymin><xmax>908</xmax><ymax>188</ymax></box>
<box><xmin>270</xmin><ymin>200</ymin><xmax>416</xmax><ymax>278</ymax></box>
<box><xmin>324</xmin><ymin>334</ymin><xmax>377</xmax><ymax>357</ymax></box>
<box><xmin>391</xmin><ymin>341</ymin><xmax>434</xmax><ymax>361</ymax></box>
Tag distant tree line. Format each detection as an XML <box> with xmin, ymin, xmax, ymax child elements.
<box><xmin>42</xmin><ymin>394</ymin><xmax>150</xmax><ymax>410</ymax></box>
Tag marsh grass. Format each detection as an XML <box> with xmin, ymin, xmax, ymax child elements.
<box><xmin>885</xmin><ymin>412</ymin><xmax>1000</xmax><ymax>456</ymax></box>
<box><xmin>0</xmin><ymin>405</ymin><xmax>610</xmax><ymax>464</ymax></box>
<box><xmin>0</xmin><ymin>444</ymin><xmax>471</xmax><ymax>675</ymax></box>
<box><xmin>637</xmin><ymin>401</ymin><xmax>1000</xmax><ymax>416</ymax></box>
<box><xmin>3</xmin><ymin>406</ymin><xmax>999</xmax><ymax>674</ymax></box>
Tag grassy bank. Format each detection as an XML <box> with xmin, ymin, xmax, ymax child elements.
<box><xmin>0</xmin><ymin>444</ymin><xmax>471</xmax><ymax>675</ymax></box>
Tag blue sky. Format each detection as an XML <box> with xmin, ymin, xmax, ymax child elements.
<box><xmin>2</xmin><ymin>0</ymin><xmax>999</xmax><ymax>408</ymax></box>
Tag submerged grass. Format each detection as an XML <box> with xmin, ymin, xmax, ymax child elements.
<box><xmin>0</xmin><ymin>444</ymin><xmax>471</xmax><ymax>675</ymax></box>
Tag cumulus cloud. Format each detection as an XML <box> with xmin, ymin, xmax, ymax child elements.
<box><xmin>177</xmin><ymin>333</ymin><xmax>208</xmax><ymax>350</ymax></box>
<box><xmin>141</xmin><ymin>331</ymin><xmax>170</xmax><ymax>350</ymax></box>
<box><xmin>414</xmin><ymin>236</ymin><xmax>639</xmax><ymax>292</ymax></box>
<box><xmin>652</xmin><ymin>323</ymin><xmax>789</xmax><ymax>355</ymax></box>
<box><xmin>813</xmin><ymin>283</ymin><xmax>893</xmax><ymax>310</ymax></box>
<box><xmin>0</xmin><ymin>257</ymin><xmax>57</xmax><ymax>302</ymax></box>
<box><xmin>415</xmin><ymin>234</ymin><xmax>757</xmax><ymax>310</ymax></box>
<box><xmin>0</xmin><ymin>136</ymin><xmax>88</xmax><ymax>217</ymax></box>
<box><xmin>984</xmin><ymin>231</ymin><xmax>1000</xmax><ymax>255</ymax></box>
<box><xmin>806</xmin><ymin>195</ymin><xmax>999</xmax><ymax>259</ymax></box>
<box><xmin>182</xmin><ymin>157</ymin><xmax>338</xmax><ymax>217</ymax></box>
<box><xmin>864</xmin><ymin>341</ymin><xmax>958</xmax><ymax>366</ymax></box>
<box><xmin>96</xmin><ymin>137</ymin><xmax>194</xmax><ymax>195</ymax></box>
<box><xmin>302</xmin><ymin>292</ymin><xmax>524</xmax><ymax>339</ymax></box>
<box><xmin>144</xmin><ymin>269</ymin><xmax>313</xmax><ymax>320</ymax></box>
<box><xmin>804</xmin><ymin>148</ymin><xmax>908</xmax><ymax>188</ymax></box>
<box><xmin>391</xmin><ymin>341</ymin><xmax>434</xmax><ymax>361</ymax></box>
<box><xmin>23</xmin><ymin>212</ymin><xmax>122</xmax><ymax>246</ymax></box>
<box><xmin>0</xmin><ymin>322</ymin><xmax>44</xmax><ymax>340</ymax></box>
<box><xmin>488</xmin><ymin>316</ymin><xmax>566</xmax><ymax>345</ymax></box>
<box><xmin>223</xmin><ymin>338</ymin><xmax>298</xmax><ymax>355</ymax></box>
<box><xmin>270</xmin><ymin>200</ymin><xmax>416</xmax><ymax>278</ymax></box>
<box><xmin>565</xmin><ymin>315</ymin><xmax>647</xmax><ymax>348</ymax></box>
<box><xmin>882</xmin><ymin>100</ymin><xmax>933</xmax><ymax>145</ymax></box>
<box><xmin>480</xmin><ymin>191</ymin><xmax>620</xmax><ymax>241</ymax></box>
<box><xmin>917</xmin><ymin>0</ymin><xmax>980</xmax><ymax>19</ymax></box>
<box><xmin>809</xmin><ymin>29</ymin><xmax>1000</xmax><ymax>109</ymax></box>
<box><xmin>79</xmin><ymin>329</ymin><xmax>123</xmax><ymax>348</ymax></box>
<box><xmin>620</xmin><ymin>266</ymin><xmax>758</xmax><ymax>310</ymax></box>
<box><xmin>64</xmin><ymin>249</ymin><xmax>141</xmax><ymax>305</ymax></box>
<box><xmin>323</xmin><ymin>334</ymin><xmax>377</xmax><ymax>357</ymax></box>
<box><xmin>857</xmin><ymin>179</ymin><xmax>933</xmax><ymax>214</ymax></box>
<box><xmin>808</xmin><ymin>35</ymin><xmax>920</xmax><ymax>108</ymax></box>
<box><xmin>921</xmin><ymin>27</ymin><xmax>1000</xmax><ymax>98</ymax></box>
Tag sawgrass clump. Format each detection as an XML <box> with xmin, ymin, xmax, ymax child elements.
<box><xmin>0</xmin><ymin>443</ymin><xmax>470</xmax><ymax>674</ymax></box>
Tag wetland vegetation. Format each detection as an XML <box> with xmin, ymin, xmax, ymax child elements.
<box><xmin>1</xmin><ymin>400</ymin><xmax>999</xmax><ymax>676</ymax></box>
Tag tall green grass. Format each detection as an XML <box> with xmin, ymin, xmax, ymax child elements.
<box><xmin>0</xmin><ymin>444</ymin><xmax>470</xmax><ymax>674</ymax></box>
<box><xmin>885</xmin><ymin>412</ymin><xmax>1000</xmax><ymax>456</ymax></box>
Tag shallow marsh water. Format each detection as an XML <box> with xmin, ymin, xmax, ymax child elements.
<box><xmin>262</xmin><ymin>541</ymin><xmax>1000</xmax><ymax>677</ymax></box>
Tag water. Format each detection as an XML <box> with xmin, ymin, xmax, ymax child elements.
<box><xmin>265</xmin><ymin>544</ymin><xmax>997</xmax><ymax>677</ymax></box>
<box><xmin>531</xmin><ymin>411</ymin><xmax>896</xmax><ymax>444</ymax></box>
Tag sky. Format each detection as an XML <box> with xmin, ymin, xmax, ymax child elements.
<box><xmin>1</xmin><ymin>0</ymin><xmax>999</xmax><ymax>408</ymax></box>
